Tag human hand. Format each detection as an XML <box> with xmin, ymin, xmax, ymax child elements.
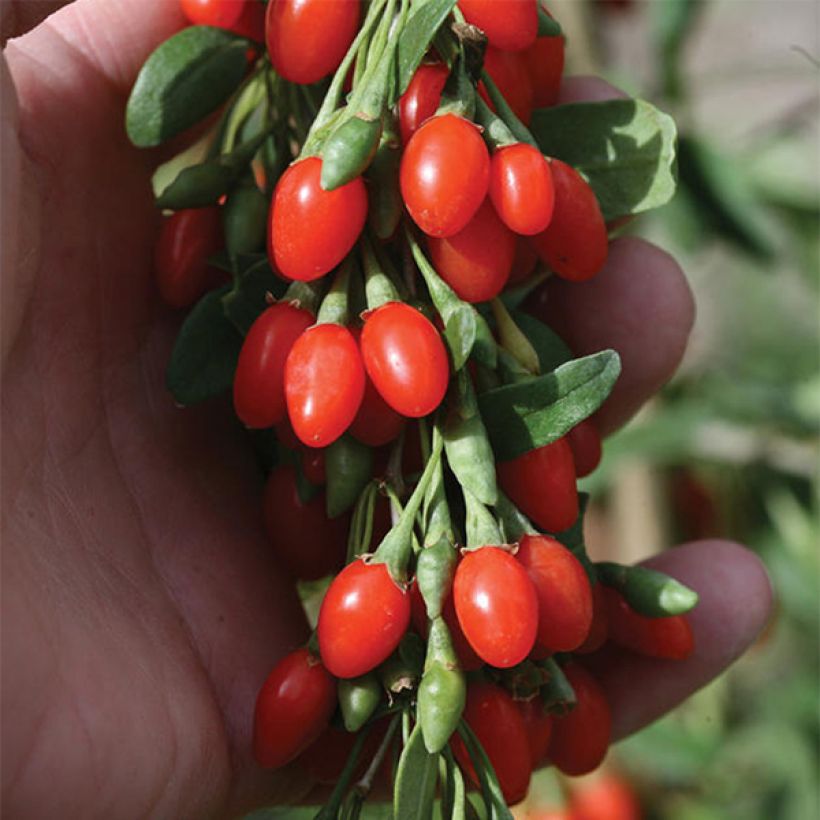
<box><xmin>1</xmin><ymin>2</ymin><xmax>771</xmax><ymax>817</ymax></box>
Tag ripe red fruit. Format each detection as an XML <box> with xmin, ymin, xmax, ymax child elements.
<box><xmin>154</xmin><ymin>207</ymin><xmax>224</xmax><ymax>309</ymax></box>
<box><xmin>232</xmin><ymin>0</ymin><xmax>266</xmax><ymax>41</ymax></box>
<box><xmin>479</xmin><ymin>47</ymin><xmax>534</xmax><ymax>125</ymax></box>
<box><xmin>318</xmin><ymin>559</ymin><xmax>411</xmax><ymax>678</ymax></box>
<box><xmin>360</xmin><ymin>302</ymin><xmax>449</xmax><ymax>418</ymax></box>
<box><xmin>522</xmin><ymin>35</ymin><xmax>566</xmax><ymax>109</ymax></box>
<box><xmin>180</xmin><ymin>0</ymin><xmax>245</xmax><ymax>29</ymax></box>
<box><xmin>233</xmin><ymin>303</ymin><xmax>314</xmax><ymax>429</ymax></box>
<box><xmin>253</xmin><ymin>648</ymin><xmax>336</xmax><ymax>769</ymax></box>
<box><xmin>458</xmin><ymin>0</ymin><xmax>538</xmax><ymax>52</ymax></box>
<box><xmin>576</xmin><ymin>582</ymin><xmax>609</xmax><ymax>654</ymax></box>
<box><xmin>601</xmin><ymin>586</ymin><xmax>695</xmax><ymax>660</ymax></box>
<box><xmin>452</xmin><ymin>681</ymin><xmax>533</xmax><ymax>805</ymax></box>
<box><xmin>567</xmin><ymin>418</ymin><xmax>603</xmax><ymax>478</ymax></box>
<box><xmin>265</xmin><ymin>0</ymin><xmax>360</xmax><ymax>84</ymax></box>
<box><xmin>531</xmin><ymin>159</ymin><xmax>608</xmax><ymax>282</ymax></box>
<box><xmin>453</xmin><ymin>547</ymin><xmax>538</xmax><ymax>668</ymax></box>
<box><xmin>548</xmin><ymin>663</ymin><xmax>612</xmax><ymax>776</ymax></box>
<box><xmin>410</xmin><ymin>581</ymin><xmax>484</xmax><ymax>672</ymax></box>
<box><xmin>348</xmin><ymin>327</ymin><xmax>406</xmax><ymax>447</ymax></box>
<box><xmin>285</xmin><ymin>324</ymin><xmax>365</xmax><ymax>447</ymax></box>
<box><xmin>489</xmin><ymin>144</ymin><xmax>555</xmax><ymax>236</ymax></box>
<box><xmin>568</xmin><ymin>771</ymin><xmax>642</xmax><ymax>820</ymax></box>
<box><xmin>397</xmin><ymin>63</ymin><xmax>449</xmax><ymax>146</ymax></box>
<box><xmin>400</xmin><ymin>114</ymin><xmax>490</xmax><ymax>237</ymax></box>
<box><xmin>508</xmin><ymin>238</ymin><xmax>539</xmax><ymax>286</ymax></box>
<box><xmin>497</xmin><ymin>437</ymin><xmax>579</xmax><ymax>533</ymax></box>
<box><xmin>427</xmin><ymin>199</ymin><xmax>516</xmax><ymax>303</ymax></box>
<box><xmin>517</xmin><ymin>695</ymin><xmax>553</xmax><ymax>768</ymax></box>
<box><xmin>300</xmin><ymin>448</ymin><xmax>326</xmax><ymax>485</ymax></box>
<box><xmin>269</xmin><ymin>157</ymin><xmax>367</xmax><ymax>282</ymax></box>
<box><xmin>517</xmin><ymin>534</ymin><xmax>593</xmax><ymax>652</ymax></box>
<box><xmin>262</xmin><ymin>465</ymin><xmax>347</xmax><ymax>579</ymax></box>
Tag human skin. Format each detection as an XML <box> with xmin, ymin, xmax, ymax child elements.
<box><xmin>1</xmin><ymin>2</ymin><xmax>772</xmax><ymax>817</ymax></box>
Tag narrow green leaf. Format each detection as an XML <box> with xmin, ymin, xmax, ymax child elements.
<box><xmin>530</xmin><ymin>99</ymin><xmax>678</xmax><ymax>220</ymax></box>
<box><xmin>444</xmin><ymin>306</ymin><xmax>478</xmax><ymax>371</ymax></box>
<box><xmin>455</xmin><ymin>722</ymin><xmax>514</xmax><ymax>820</ymax></box>
<box><xmin>166</xmin><ymin>285</ymin><xmax>242</xmax><ymax>405</ymax></box>
<box><xmin>396</xmin><ymin>0</ymin><xmax>457</xmax><ymax>99</ymax></box>
<box><xmin>127</xmin><ymin>26</ymin><xmax>250</xmax><ymax>148</ymax></box>
<box><xmin>221</xmin><ymin>259</ymin><xmax>286</xmax><ymax>336</ymax></box>
<box><xmin>394</xmin><ymin>722</ymin><xmax>439</xmax><ymax>820</ymax></box>
<box><xmin>478</xmin><ymin>351</ymin><xmax>621</xmax><ymax>462</ymax></box>
<box><xmin>510</xmin><ymin>310</ymin><xmax>572</xmax><ymax>373</ymax></box>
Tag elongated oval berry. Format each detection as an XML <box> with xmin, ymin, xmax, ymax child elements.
<box><xmin>360</xmin><ymin>302</ymin><xmax>449</xmax><ymax>418</ymax></box>
<box><xmin>567</xmin><ymin>418</ymin><xmax>603</xmax><ymax>478</ymax></box>
<box><xmin>233</xmin><ymin>303</ymin><xmax>314</xmax><ymax>429</ymax></box>
<box><xmin>285</xmin><ymin>324</ymin><xmax>365</xmax><ymax>447</ymax></box>
<box><xmin>317</xmin><ymin>559</ymin><xmax>411</xmax><ymax>678</ymax></box>
<box><xmin>400</xmin><ymin>114</ymin><xmax>490</xmax><ymax>238</ymax></box>
<box><xmin>451</xmin><ymin>681</ymin><xmax>533</xmax><ymax>806</ymax></box>
<box><xmin>517</xmin><ymin>534</ymin><xmax>593</xmax><ymax>652</ymax></box>
<box><xmin>427</xmin><ymin>199</ymin><xmax>516</xmax><ymax>303</ymax></box>
<box><xmin>497</xmin><ymin>437</ymin><xmax>579</xmax><ymax>533</ymax></box>
<box><xmin>576</xmin><ymin>582</ymin><xmax>609</xmax><ymax>654</ymax></box>
<box><xmin>489</xmin><ymin>144</ymin><xmax>555</xmax><ymax>236</ymax></box>
<box><xmin>453</xmin><ymin>547</ymin><xmax>538</xmax><ymax>668</ymax></box>
<box><xmin>154</xmin><ymin>207</ymin><xmax>224</xmax><ymax>308</ymax></box>
<box><xmin>478</xmin><ymin>47</ymin><xmax>535</xmax><ymax>126</ymax></box>
<box><xmin>180</xmin><ymin>0</ymin><xmax>245</xmax><ymax>29</ymax></box>
<box><xmin>522</xmin><ymin>34</ymin><xmax>565</xmax><ymax>109</ymax></box>
<box><xmin>548</xmin><ymin>662</ymin><xmax>611</xmax><ymax>776</ymax></box>
<box><xmin>517</xmin><ymin>695</ymin><xmax>553</xmax><ymax>768</ymax></box>
<box><xmin>262</xmin><ymin>465</ymin><xmax>347</xmax><ymax>580</ymax></box>
<box><xmin>265</xmin><ymin>0</ymin><xmax>360</xmax><ymax>84</ymax></box>
<box><xmin>601</xmin><ymin>586</ymin><xmax>695</xmax><ymax>660</ymax></box>
<box><xmin>269</xmin><ymin>157</ymin><xmax>367</xmax><ymax>282</ymax></box>
<box><xmin>398</xmin><ymin>63</ymin><xmax>449</xmax><ymax>145</ymax></box>
<box><xmin>458</xmin><ymin>0</ymin><xmax>538</xmax><ymax>52</ymax></box>
<box><xmin>531</xmin><ymin>159</ymin><xmax>608</xmax><ymax>281</ymax></box>
<box><xmin>253</xmin><ymin>648</ymin><xmax>336</xmax><ymax>768</ymax></box>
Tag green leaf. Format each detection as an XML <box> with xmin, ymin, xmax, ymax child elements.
<box><xmin>166</xmin><ymin>285</ymin><xmax>243</xmax><ymax>405</ymax></box>
<box><xmin>221</xmin><ymin>259</ymin><xmax>286</xmax><ymax>336</ymax></box>
<box><xmin>394</xmin><ymin>722</ymin><xmax>439</xmax><ymax>820</ymax></box>
<box><xmin>478</xmin><ymin>351</ymin><xmax>621</xmax><ymax>462</ymax></box>
<box><xmin>396</xmin><ymin>0</ymin><xmax>457</xmax><ymax>100</ymax></box>
<box><xmin>510</xmin><ymin>311</ymin><xmax>572</xmax><ymax>373</ymax></box>
<box><xmin>530</xmin><ymin>99</ymin><xmax>678</xmax><ymax>220</ymax></box>
<box><xmin>126</xmin><ymin>26</ymin><xmax>249</xmax><ymax>148</ymax></box>
<box><xmin>326</xmin><ymin>435</ymin><xmax>374</xmax><ymax>519</ymax></box>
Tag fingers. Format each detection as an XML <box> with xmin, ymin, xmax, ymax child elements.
<box><xmin>529</xmin><ymin>236</ymin><xmax>696</xmax><ymax>435</ymax></box>
<box><xmin>587</xmin><ymin>541</ymin><xmax>773</xmax><ymax>740</ymax></box>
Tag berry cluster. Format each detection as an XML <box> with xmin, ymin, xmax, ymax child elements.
<box><xmin>129</xmin><ymin>0</ymin><xmax>692</xmax><ymax>813</ymax></box>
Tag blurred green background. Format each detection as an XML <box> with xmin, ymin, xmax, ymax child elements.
<box><xmin>513</xmin><ymin>1</ymin><xmax>818</xmax><ymax>818</ymax></box>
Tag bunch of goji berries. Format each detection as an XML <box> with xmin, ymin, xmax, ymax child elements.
<box><xmin>129</xmin><ymin>0</ymin><xmax>692</xmax><ymax>813</ymax></box>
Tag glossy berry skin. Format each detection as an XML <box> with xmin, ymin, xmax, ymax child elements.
<box><xmin>253</xmin><ymin>648</ymin><xmax>336</xmax><ymax>769</ymax></box>
<box><xmin>232</xmin><ymin>0</ymin><xmax>266</xmax><ymax>41</ymax></box>
<box><xmin>400</xmin><ymin>114</ymin><xmax>490</xmax><ymax>237</ymax></box>
<box><xmin>548</xmin><ymin>662</ymin><xmax>612</xmax><ymax>776</ymax></box>
<box><xmin>458</xmin><ymin>0</ymin><xmax>538</xmax><ymax>52</ymax></box>
<box><xmin>517</xmin><ymin>534</ymin><xmax>593</xmax><ymax>652</ymax></box>
<box><xmin>531</xmin><ymin>159</ymin><xmax>608</xmax><ymax>282</ymax></box>
<box><xmin>180</xmin><ymin>0</ymin><xmax>245</xmax><ymax>29</ymax></box>
<box><xmin>567</xmin><ymin>419</ymin><xmax>603</xmax><ymax>478</ymax></box>
<box><xmin>427</xmin><ymin>199</ymin><xmax>516</xmax><ymax>303</ymax></box>
<box><xmin>576</xmin><ymin>582</ymin><xmax>609</xmax><ymax>654</ymax></box>
<box><xmin>262</xmin><ymin>465</ymin><xmax>347</xmax><ymax>579</ymax></box>
<box><xmin>360</xmin><ymin>302</ymin><xmax>449</xmax><ymax>418</ymax></box>
<box><xmin>497</xmin><ymin>437</ymin><xmax>579</xmax><ymax>533</ymax></box>
<box><xmin>348</xmin><ymin>327</ymin><xmax>406</xmax><ymax>447</ymax></box>
<box><xmin>269</xmin><ymin>157</ymin><xmax>367</xmax><ymax>282</ymax></box>
<box><xmin>489</xmin><ymin>144</ymin><xmax>555</xmax><ymax>236</ymax></box>
<box><xmin>452</xmin><ymin>682</ymin><xmax>532</xmax><ymax>806</ymax></box>
<box><xmin>602</xmin><ymin>586</ymin><xmax>695</xmax><ymax>660</ymax></box>
<box><xmin>479</xmin><ymin>47</ymin><xmax>534</xmax><ymax>126</ymax></box>
<box><xmin>265</xmin><ymin>0</ymin><xmax>360</xmax><ymax>84</ymax></box>
<box><xmin>453</xmin><ymin>547</ymin><xmax>538</xmax><ymax>668</ymax></box>
<box><xmin>154</xmin><ymin>207</ymin><xmax>223</xmax><ymax>309</ymax></box>
<box><xmin>517</xmin><ymin>696</ymin><xmax>553</xmax><ymax>768</ymax></box>
<box><xmin>233</xmin><ymin>303</ymin><xmax>314</xmax><ymax>429</ymax></box>
<box><xmin>397</xmin><ymin>63</ymin><xmax>449</xmax><ymax>146</ymax></box>
<box><xmin>317</xmin><ymin>559</ymin><xmax>411</xmax><ymax>678</ymax></box>
<box><xmin>522</xmin><ymin>35</ymin><xmax>566</xmax><ymax>109</ymax></box>
<box><xmin>285</xmin><ymin>324</ymin><xmax>365</xmax><ymax>447</ymax></box>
